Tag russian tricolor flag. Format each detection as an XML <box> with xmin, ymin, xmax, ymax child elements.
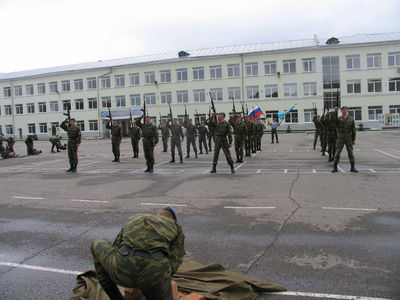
<box><xmin>248</xmin><ymin>106</ymin><xmax>264</xmax><ymax>118</ymax></box>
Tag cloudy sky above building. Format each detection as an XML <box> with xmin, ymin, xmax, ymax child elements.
<box><xmin>0</xmin><ymin>0</ymin><xmax>399</xmax><ymax>73</ymax></box>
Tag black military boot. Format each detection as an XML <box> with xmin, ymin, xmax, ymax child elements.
<box><xmin>71</xmin><ymin>165</ymin><xmax>77</xmax><ymax>173</ymax></box>
<box><xmin>199</xmin><ymin>150</ymin><xmax>203</xmax><ymax>154</ymax></box>
<box><xmin>185</xmin><ymin>154</ymin><xmax>190</xmax><ymax>158</ymax></box>
<box><xmin>116</xmin><ymin>155</ymin><xmax>120</xmax><ymax>162</ymax></box>
<box><xmin>206</xmin><ymin>149</ymin><xmax>209</xmax><ymax>154</ymax></box>
<box><xmin>331</xmin><ymin>163</ymin><xmax>338</xmax><ymax>173</ymax></box>
<box><xmin>169</xmin><ymin>156</ymin><xmax>175</xmax><ymax>163</ymax></box>
<box><xmin>144</xmin><ymin>164</ymin><xmax>150</xmax><ymax>172</ymax></box>
<box><xmin>112</xmin><ymin>156</ymin><xmax>117</xmax><ymax>162</ymax></box>
<box><xmin>230</xmin><ymin>164</ymin><xmax>235</xmax><ymax>174</ymax></box>
<box><xmin>195</xmin><ymin>152</ymin><xmax>198</xmax><ymax>158</ymax></box>
<box><xmin>66</xmin><ymin>165</ymin><xmax>73</xmax><ymax>172</ymax></box>
<box><xmin>321</xmin><ymin>150</ymin><xmax>325</xmax><ymax>156</ymax></box>
<box><xmin>235</xmin><ymin>155</ymin><xmax>240</xmax><ymax>163</ymax></box>
<box><xmin>328</xmin><ymin>152</ymin><xmax>332</xmax><ymax>162</ymax></box>
<box><xmin>180</xmin><ymin>156</ymin><xmax>183</xmax><ymax>163</ymax></box>
<box><xmin>350</xmin><ymin>163</ymin><xmax>358</xmax><ymax>173</ymax></box>
<box><xmin>102</xmin><ymin>284</ymin><xmax>124</xmax><ymax>300</ymax></box>
<box><xmin>210</xmin><ymin>164</ymin><xmax>217</xmax><ymax>173</ymax></box>
<box><xmin>148</xmin><ymin>164</ymin><xmax>154</xmax><ymax>173</ymax></box>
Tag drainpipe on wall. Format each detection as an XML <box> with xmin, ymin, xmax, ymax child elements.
<box><xmin>97</xmin><ymin>67</ymin><xmax>112</xmax><ymax>138</ymax></box>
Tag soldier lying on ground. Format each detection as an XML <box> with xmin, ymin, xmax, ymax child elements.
<box><xmin>50</xmin><ymin>136</ymin><xmax>67</xmax><ymax>152</ymax></box>
<box><xmin>0</xmin><ymin>134</ymin><xmax>18</xmax><ymax>159</ymax></box>
<box><xmin>25</xmin><ymin>135</ymin><xmax>42</xmax><ymax>156</ymax></box>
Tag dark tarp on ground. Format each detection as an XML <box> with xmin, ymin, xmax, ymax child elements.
<box><xmin>69</xmin><ymin>258</ymin><xmax>286</xmax><ymax>300</ymax></box>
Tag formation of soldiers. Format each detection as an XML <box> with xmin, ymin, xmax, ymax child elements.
<box><xmin>313</xmin><ymin>106</ymin><xmax>358</xmax><ymax>173</ymax></box>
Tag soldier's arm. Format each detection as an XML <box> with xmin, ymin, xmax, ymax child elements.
<box><xmin>228</xmin><ymin>124</ymin><xmax>233</xmax><ymax>145</ymax></box>
<box><xmin>77</xmin><ymin>128</ymin><xmax>82</xmax><ymax>145</ymax></box>
<box><xmin>168</xmin><ymin>226</ymin><xmax>185</xmax><ymax>275</ymax></box>
<box><xmin>352</xmin><ymin>119</ymin><xmax>356</xmax><ymax>143</ymax></box>
<box><xmin>112</xmin><ymin>228</ymin><xmax>124</xmax><ymax>248</ymax></box>
<box><xmin>179</xmin><ymin>126</ymin><xmax>184</xmax><ymax>140</ymax></box>
<box><xmin>153</xmin><ymin>126</ymin><xmax>159</xmax><ymax>144</ymax></box>
<box><xmin>60</xmin><ymin>120</ymin><xmax>68</xmax><ymax>131</ymax></box>
<box><xmin>135</xmin><ymin>116</ymin><xmax>143</xmax><ymax>128</ymax></box>
<box><xmin>105</xmin><ymin>123</ymin><xmax>112</xmax><ymax>130</ymax></box>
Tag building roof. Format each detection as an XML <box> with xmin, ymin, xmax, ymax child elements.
<box><xmin>1</xmin><ymin>32</ymin><xmax>399</xmax><ymax>81</ymax></box>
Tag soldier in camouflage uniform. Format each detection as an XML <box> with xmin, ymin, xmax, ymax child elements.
<box><xmin>60</xmin><ymin>118</ymin><xmax>81</xmax><ymax>172</ymax></box>
<box><xmin>312</xmin><ymin>115</ymin><xmax>321</xmax><ymax>150</ymax></box>
<box><xmin>0</xmin><ymin>134</ymin><xmax>14</xmax><ymax>159</ymax></box>
<box><xmin>332</xmin><ymin>106</ymin><xmax>358</xmax><ymax>173</ymax></box>
<box><xmin>229</xmin><ymin>114</ymin><xmax>247</xmax><ymax>163</ymax></box>
<box><xmin>91</xmin><ymin>207</ymin><xmax>185</xmax><ymax>300</ymax></box>
<box><xmin>183</xmin><ymin>119</ymin><xmax>198</xmax><ymax>158</ymax></box>
<box><xmin>327</xmin><ymin>110</ymin><xmax>338</xmax><ymax>162</ymax></box>
<box><xmin>250</xmin><ymin>117</ymin><xmax>258</xmax><ymax>153</ymax></box>
<box><xmin>244</xmin><ymin>116</ymin><xmax>254</xmax><ymax>157</ymax></box>
<box><xmin>50</xmin><ymin>136</ymin><xmax>66</xmax><ymax>152</ymax></box>
<box><xmin>167</xmin><ymin>118</ymin><xmax>184</xmax><ymax>163</ymax></box>
<box><xmin>196</xmin><ymin>121</ymin><xmax>209</xmax><ymax>154</ymax></box>
<box><xmin>207</xmin><ymin>120</ymin><xmax>215</xmax><ymax>152</ymax></box>
<box><xmin>208</xmin><ymin>112</ymin><xmax>235</xmax><ymax>174</ymax></box>
<box><xmin>319</xmin><ymin>111</ymin><xmax>328</xmax><ymax>156</ymax></box>
<box><xmin>158</xmin><ymin>121</ymin><xmax>170</xmax><ymax>152</ymax></box>
<box><xmin>106</xmin><ymin>120</ymin><xmax>122</xmax><ymax>162</ymax></box>
<box><xmin>6</xmin><ymin>137</ymin><xmax>15</xmax><ymax>153</ymax></box>
<box><xmin>255</xmin><ymin>119</ymin><xmax>265</xmax><ymax>151</ymax></box>
<box><xmin>25</xmin><ymin>135</ymin><xmax>42</xmax><ymax>156</ymax></box>
<box><xmin>135</xmin><ymin>116</ymin><xmax>158</xmax><ymax>173</ymax></box>
<box><xmin>129</xmin><ymin>121</ymin><xmax>141</xmax><ymax>158</ymax></box>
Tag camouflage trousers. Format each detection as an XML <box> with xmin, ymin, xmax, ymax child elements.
<box><xmin>68</xmin><ymin>143</ymin><xmax>79</xmax><ymax>167</ymax></box>
<box><xmin>213</xmin><ymin>136</ymin><xmax>234</xmax><ymax>166</ymax></box>
<box><xmin>186</xmin><ymin>136</ymin><xmax>197</xmax><ymax>155</ymax></box>
<box><xmin>198</xmin><ymin>135</ymin><xmax>208</xmax><ymax>153</ymax></box>
<box><xmin>111</xmin><ymin>139</ymin><xmax>121</xmax><ymax>158</ymax></box>
<box><xmin>271</xmin><ymin>129</ymin><xmax>278</xmax><ymax>143</ymax></box>
<box><xmin>313</xmin><ymin>130</ymin><xmax>320</xmax><ymax>148</ymax></box>
<box><xmin>234</xmin><ymin>135</ymin><xmax>244</xmax><ymax>158</ymax></box>
<box><xmin>245</xmin><ymin>136</ymin><xmax>252</xmax><ymax>156</ymax></box>
<box><xmin>320</xmin><ymin>131</ymin><xmax>327</xmax><ymax>151</ymax></box>
<box><xmin>334</xmin><ymin>134</ymin><xmax>355</xmax><ymax>164</ymax></box>
<box><xmin>142</xmin><ymin>139</ymin><xmax>155</xmax><ymax>167</ymax></box>
<box><xmin>170</xmin><ymin>137</ymin><xmax>182</xmax><ymax>158</ymax></box>
<box><xmin>327</xmin><ymin>131</ymin><xmax>337</xmax><ymax>156</ymax></box>
<box><xmin>131</xmin><ymin>138</ymin><xmax>140</xmax><ymax>157</ymax></box>
<box><xmin>256</xmin><ymin>133</ymin><xmax>263</xmax><ymax>150</ymax></box>
<box><xmin>208</xmin><ymin>132</ymin><xmax>214</xmax><ymax>151</ymax></box>
<box><xmin>162</xmin><ymin>136</ymin><xmax>169</xmax><ymax>152</ymax></box>
<box><xmin>91</xmin><ymin>239</ymin><xmax>172</xmax><ymax>300</ymax></box>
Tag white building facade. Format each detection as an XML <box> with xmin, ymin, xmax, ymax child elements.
<box><xmin>0</xmin><ymin>32</ymin><xmax>399</xmax><ymax>139</ymax></box>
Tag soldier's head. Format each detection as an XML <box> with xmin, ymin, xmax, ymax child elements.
<box><xmin>173</xmin><ymin>118</ymin><xmax>178</xmax><ymax>124</ymax></box>
<box><xmin>157</xmin><ymin>206</ymin><xmax>177</xmax><ymax>222</ymax></box>
<box><xmin>145</xmin><ymin>116</ymin><xmax>152</xmax><ymax>124</ymax></box>
<box><xmin>113</xmin><ymin>120</ymin><xmax>119</xmax><ymax>126</ymax></box>
<box><xmin>69</xmin><ymin>118</ymin><xmax>76</xmax><ymax>126</ymax></box>
<box><xmin>200</xmin><ymin>121</ymin><xmax>205</xmax><ymax>127</ymax></box>
<box><xmin>217</xmin><ymin>112</ymin><xmax>225</xmax><ymax>121</ymax></box>
<box><xmin>340</xmin><ymin>106</ymin><xmax>348</xmax><ymax>116</ymax></box>
<box><xmin>188</xmin><ymin>119</ymin><xmax>192</xmax><ymax>124</ymax></box>
<box><xmin>161</xmin><ymin>121</ymin><xmax>166</xmax><ymax>127</ymax></box>
<box><xmin>235</xmin><ymin>115</ymin><xmax>242</xmax><ymax>123</ymax></box>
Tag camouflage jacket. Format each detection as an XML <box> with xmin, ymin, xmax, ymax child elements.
<box><xmin>313</xmin><ymin>116</ymin><xmax>321</xmax><ymax>131</ymax></box>
<box><xmin>129</xmin><ymin>127</ymin><xmax>142</xmax><ymax>140</ymax></box>
<box><xmin>208</xmin><ymin>119</ymin><xmax>233</xmax><ymax>144</ymax></box>
<box><xmin>135</xmin><ymin>118</ymin><xmax>158</xmax><ymax>144</ymax></box>
<box><xmin>255</xmin><ymin>123</ymin><xmax>265</xmax><ymax>135</ymax></box>
<box><xmin>183</xmin><ymin>123</ymin><xmax>197</xmax><ymax>138</ymax></box>
<box><xmin>196</xmin><ymin>125</ymin><xmax>209</xmax><ymax>138</ymax></box>
<box><xmin>158</xmin><ymin>125</ymin><xmax>170</xmax><ymax>138</ymax></box>
<box><xmin>60</xmin><ymin>120</ymin><xmax>82</xmax><ymax>145</ymax></box>
<box><xmin>245</xmin><ymin>122</ymin><xmax>254</xmax><ymax>137</ymax></box>
<box><xmin>336</xmin><ymin>115</ymin><xmax>356</xmax><ymax>141</ymax></box>
<box><xmin>106</xmin><ymin>123</ymin><xmax>122</xmax><ymax>141</ymax></box>
<box><xmin>167</xmin><ymin>122</ymin><xmax>184</xmax><ymax>139</ymax></box>
<box><xmin>113</xmin><ymin>213</ymin><xmax>185</xmax><ymax>275</ymax></box>
<box><xmin>229</xmin><ymin>118</ymin><xmax>247</xmax><ymax>137</ymax></box>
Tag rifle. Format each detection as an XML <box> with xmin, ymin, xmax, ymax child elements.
<box><xmin>312</xmin><ymin>102</ymin><xmax>317</xmax><ymax>116</ymax></box>
<box><xmin>195</xmin><ymin>109</ymin><xmax>200</xmax><ymax>125</ymax></box>
<box><xmin>107</xmin><ymin>104</ymin><xmax>112</xmax><ymax>125</ymax></box>
<box><xmin>141</xmin><ymin>96</ymin><xmax>146</xmax><ymax>124</ymax></box>
<box><xmin>168</xmin><ymin>102</ymin><xmax>173</xmax><ymax>121</ymax></box>
<box><xmin>63</xmin><ymin>103</ymin><xmax>71</xmax><ymax>122</ymax></box>
<box><xmin>231</xmin><ymin>97</ymin><xmax>236</xmax><ymax>116</ymax></box>
<box><xmin>246</xmin><ymin>104</ymin><xmax>249</xmax><ymax>117</ymax></box>
<box><xmin>241</xmin><ymin>101</ymin><xmax>247</xmax><ymax>122</ymax></box>
<box><xmin>159</xmin><ymin>112</ymin><xmax>162</xmax><ymax>125</ymax></box>
<box><xmin>184</xmin><ymin>104</ymin><xmax>188</xmax><ymax>125</ymax></box>
<box><xmin>209</xmin><ymin>91</ymin><xmax>217</xmax><ymax>121</ymax></box>
<box><xmin>336</xmin><ymin>88</ymin><xmax>340</xmax><ymax>108</ymax></box>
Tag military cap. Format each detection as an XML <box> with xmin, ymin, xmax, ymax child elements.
<box><xmin>218</xmin><ymin>112</ymin><xmax>226</xmax><ymax>116</ymax></box>
<box><xmin>340</xmin><ymin>106</ymin><xmax>348</xmax><ymax>110</ymax></box>
<box><xmin>162</xmin><ymin>206</ymin><xmax>177</xmax><ymax>221</ymax></box>
<box><xmin>70</xmin><ymin>118</ymin><xmax>76</xmax><ymax>121</ymax></box>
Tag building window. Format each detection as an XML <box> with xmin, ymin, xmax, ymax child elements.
<box><xmin>15</xmin><ymin>104</ymin><xmax>23</xmax><ymax>115</ymax></box>
<box><xmin>87</xmin><ymin>77</ymin><xmax>97</xmax><ymax>89</ymax></box>
<box><xmin>39</xmin><ymin>102</ymin><xmax>47</xmax><ymax>113</ymax></box>
<box><xmin>37</xmin><ymin>83</ymin><xmax>46</xmax><ymax>94</ymax></box>
<box><xmin>130</xmin><ymin>94</ymin><xmax>141</xmax><ymax>106</ymax></box>
<box><xmin>88</xmin><ymin>98</ymin><xmax>97</xmax><ymax>109</ymax></box>
<box><xmin>176</xmin><ymin>69</ymin><xmax>188</xmax><ymax>81</ymax></box>
<box><xmin>304</xmin><ymin>109</ymin><xmax>314</xmax><ymax>123</ymax></box>
<box><xmin>6</xmin><ymin>125</ymin><xmax>13</xmax><ymax>135</ymax></box>
<box><xmin>368</xmin><ymin>106</ymin><xmax>382</xmax><ymax>120</ymax></box>
<box><xmin>285</xmin><ymin>110</ymin><xmax>298</xmax><ymax>123</ymax></box>
<box><xmin>246</xmin><ymin>86</ymin><xmax>259</xmax><ymax>99</ymax></box>
<box><xmin>193</xmin><ymin>67</ymin><xmax>204</xmax><ymax>80</ymax></box>
<box><xmin>284</xmin><ymin>83</ymin><xmax>297</xmax><ymax>97</ymax></box>
<box><xmin>26</xmin><ymin>84</ymin><xmax>34</xmax><ymax>95</ymax></box>
<box><xmin>74</xmin><ymin>99</ymin><xmax>83</xmax><ymax>110</ymax></box>
<box><xmin>228</xmin><ymin>64</ymin><xmax>240</xmax><ymax>77</ymax></box>
<box><xmin>176</xmin><ymin>90</ymin><xmax>189</xmax><ymax>103</ymax></box>
<box><xmin>144</xmin><ymin>93</ymin><xmax>156</xmax><ymax>105</ymax></box>
<box><xmin>209</xmin><ymin>88</ymin><xmax>223</xmax><ymax>101</ymax></box>
<box><xmin>388</xmin><ymin>52</ymin><xmax>400</xmax><ymax>67</ymax></box>
<box><xmin>101</xmin><ymin>76</ymin><xmax>111</xmax><ymax>88</ymax></box>
<box><xmin>264</xmin><ymin>61</ymin><xmax>277</xmax><ymax>75</ymax></box>
<box><xmin>193</xmin><ymin>89</ymin><xmax>205</xmax><ymax>102</ymax></box>
<box><xmin>302</xmin><ymin>58</ymin><xmax>316</xmax><ymax>72</ymax></box>
<box><xmin>210</xmin><ymin>65</ymin><xmax>222</xmax><ymax>79</ymax></box>
<box><xmin>348</xmin><ymin>107</ymin><xmax>362</xmax><ymax>121</ymax></box>
<box><xmin>161</xmin><ymin>92</ymin><xmax>172</xmax><ymax>104</ymax></box>
<box><xmin>347</xmin><ymin>80</ymin><xmax>361</xmax><ymax>94</ymax></box>
<box><xmin>367</xmin><ymin>53</ymin><xmax>381</xmax><ymax>68</ymax></box>
<box><xmin>159</xmin><ymin>70</ymin><xmax>171</xmax><ymax>83</ymax></box>
<box><xmin>245</xmin><ymin>62</ymin><xmax>258</xmax><ymax>76</ymax></box>
<box><xmin>264</xmin><ymin>84</ymin><xmax>278</xmax><ymax>98</ymax></box>
<box><xmin>49</xmin><ymin>82</ymin><xmax>58</xmax><ymax>93</ymax></box>
<box><xmin>283</xmin><ymin>59</ymin><xmax>296</xmax><ymax>73</ymax></box>
<box><xmin>144</xmin><ymin>72</ymin><xmax>156</xmax><ymax>84</ymax></box>
<box><xmin>74</xmin><ymin>79</ymin><xmax>83</xmax><ymax>91</ymax></box>
<box><xmin>50</xmin><ymin>122</ymin><xmax>59</xmax><ymax>135</ymax></box>
<box><xmin>101</xmin><ymin>97</ymin><xmax>111</xmax><ymax>108</ymax></box>
<box><xmin>367</xmin><ymin>79</ymin><xmax>382</xmax><ymax>93</ymax></box>
<box><xmin>76</xmin><ymin>121</ymin><xmax>85</xmax><ymax>131</ymax></box>
<box><xmin>303</xmin><ymin>82</ymin><xmax>317</xmax><ymax>96</ymax></box>
<box><xmin>5</xmin><ymin>105</ymin><xmax>12</xmax><ymax>115</ymax></box>
<box><xmin>346</xmin><ymin>55</ymin><xmax>360</xmax><ymax>70</ymax></box>
<box><xmin>39</xmin><ymin>123</ymin><xmax>47</xmax><ymax>134</ymax></box>
<box><xmin>28</xmin><ymin>123</ymin><xmax>36</xmax><ymax>134</ymax></box>
<box><xmin>89</xmin><ymin>120</ymin><xmax>98</xmax><ymax>131</ymax></box>
<box><xmin>62</xmin><ymin>100</ymin><xmax>71</xmax><ymax>111</ymax></box>
<box><xmin>228</xmin><ymin>87</ymin><xmax>241</xmax><ymax>100</ymax></box>
<box><xmin>129</xmin><ymin>73</ymin><xmax>140</xmax><ymax>86</ymax></box>
<box><xmin>27</xmin><ymin>103</ymin><xmax>35</xmax><ymax>114</ymax></box>
<box><xmin>115</xmin><ymin>96</ymin><xmax>126</xmax><ymax>107</ymax></box>
<box><xmin>50</xmin><ymin>101</ymin><xmax>59</xmax><ymax>112</ymax></box>
<box><xmin>389</xmin><ymin>77</ymin><xmax>400</xmax><ymax>92</ymax></box>
<box><xmin>115</xmin><ymin>75</ymin><xmax>125</xmax><ymax>87</ymax></box>
<box><xmin>389</xmin><ymin>105</ymin><xmax>400</xmax><ymax>114</ymax></box>
<box><xmin>4</xmin><ymin>87</ymin><xmax>11</xmax><ymax>97</ymax></box>
<box><xmin>62</xmin><ymin>80</ymin><xmax>71</xmax><ymax>92</ymax></box>
<box><xmin>14</xmin><ymin>85</ymin><xmax>22</xmax><ymax>96</ymax></box>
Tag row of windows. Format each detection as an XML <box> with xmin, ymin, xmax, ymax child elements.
<box><xmin>347</xmin><ymin>77</ymin><xmax>400</xmax><ymax>93</ymax></box>
<box><xmin>3</xmin><ymin>52</ymin><xmax>400</xmax><ymax>98</ymax></box>
<box><xmin>0</xmin><ymin>120</ymin><xmax>98</xmax><ymax>135</ymax></box>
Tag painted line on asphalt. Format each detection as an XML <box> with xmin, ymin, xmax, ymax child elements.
<box><xmin>224</xmin><ymin>206</ymin><xmax>276</xmax><ymax>209</ymax></box>
<box><xmin>284</xmin><ymin>169</ymin><xmax>288</xmax><ymax>173</ymax></box>
<box><xmin>235</xmin><ymin>161</ymin><xmax>247</xmax><ymax>170</ymax></box>
<box><xmin>0</xmin><ymin>261</ymin><xmax>81</xmax><ymax>275</ymax></box>
<box><xmin>312</xmin><ymin>169</ymin><xmax>316</xmax><ymax>173</ymax></box>
<box><xmin>71</xmin><ymin>199</ymin><xmax>110</xmax><ymax>203</ymax></box>
<box><xmin>140</xmin><ymin>203</ymin><xmax>188</xmax><ymax>207</ymax></box>
<box><xmin>369</xmin><ymin>169</ymin><xmax>376</xmax><ymax>173</ymax></box>
<box><xmin>0</xmin><ymin>261</ymin><xmax>391</xmax><ymax>300</ymax></box>
<box><xmin>79</xmin><ymin>160</ymin><xmax>100</xmax><ymax>167</ymax></box>
<box><xmin>270</xmin><ymin>291</ymin><xmax>391</xmax><ymax>300</ymax></box>
<box><xmin>322</xmin><ymin>207</ymin><xmax>378</xmax><ymax>212</ymax></box>
<box><xmin>176</xmin><ymin>170</ymin><xmax>185</xmax><ymax>174</ymax></box>
<box><xmin>251</xmin><ymin>151</ymin><xmax>261</xmax><ymax>157</ymax></box>
<box><xmin>154</xmin><ymin>160</ymin><xmax>169</xmax><ymax>167</ymax></box>
<box><xmin>337</xmin><ymin>165</ymin><xmax>346</xmax><ymax>173</ymax></box>
<box><xmin>390</xmin><ymin>148</ymin><xmax>400</xmax><ymax>153</ymax></box>
<box><xmin>13</xmin><ymin>196</ymin><xmax>45</xmax><ymax>200</ymax></box>
<box><xmin>374</xmin><ymin>149</ymin><xmax>400</xmax><ymax>160</ymax></box>
<box><xmin>256</xmin><ymin>169</ymin><xmax>262</xmax><ymax>173</ymax></box>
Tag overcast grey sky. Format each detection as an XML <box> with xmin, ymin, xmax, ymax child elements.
<box><xmin>0</xmin><ymin>0</ymin><xmax>399</xmax><ymax>73</ymax></box>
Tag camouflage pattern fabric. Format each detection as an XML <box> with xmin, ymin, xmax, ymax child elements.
<box><xmin>167</xmin><ymin>122</ymin><xmax>184</xmax><ymax>159</ymax></box>
<box><xmin>60</xmin><ymin>119</ymin><xmax>81</xmax><ymax>167</ymax></box>
<box><xmin>334</xmin><ymin>115</ymin><xmax>356</xmax><ymax>164</ymax></box>
<box><xmin>208</xmin><ymin>119</ymin><xmax>234</xmax><ymax>166</ymax></box>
